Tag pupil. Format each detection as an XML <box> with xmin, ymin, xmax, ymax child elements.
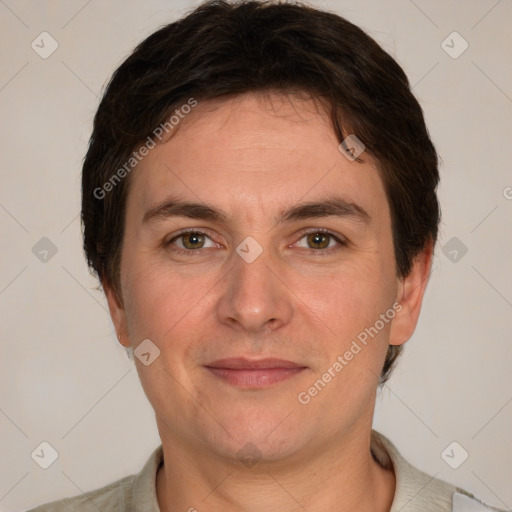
<box><xmin>185</xmin><ymin>233</ymin><xmax>203</xmax><ymax>248</ymax></box>
<box><xmin>309</xmin><ymin>233</ymin><xmax>328</xmax><ymax>248</ymax></box>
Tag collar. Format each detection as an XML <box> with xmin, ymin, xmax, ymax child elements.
<box><xmin>132</xmin><ymin>430</ymin><xmax>457</xmax><ymax>512</ymax></box>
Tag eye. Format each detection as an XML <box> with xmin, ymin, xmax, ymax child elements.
<box><xmin>294</xmin><ymin>229</ymin><xmax>345</xmax><ymax>251</ymax></box>
<box><xmin>167</xmin><ymin>230</ymin><xmax>218</xmax><ymax>252</ymax></box>
<box><xmin>165</xmin><ymin>228</ymin><xmax>345</xmax><ymax>255</ymax></box>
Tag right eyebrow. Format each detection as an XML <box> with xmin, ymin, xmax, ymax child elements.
<box><xmin>143</xmin><ymin>197</ymin><xmax>230</xmax><ymax>225</ymax></box>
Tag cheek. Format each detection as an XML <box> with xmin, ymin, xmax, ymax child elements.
<box><xmin>121</xmin><ymin>256</ymin><xmax>219</xmax><ymax>352</ymax></box>
<box><xmin>297</xmin><ymin>260</ymin><xmax>392</xmax><ymax>327</ymax></box>
<box><xmin>298</xmin><ymin>268</ymin><xmax>398</xmax><ymax>382</ymax></box>
<box><xmin>121</xmin><ymin>259</ymin><xmax>181</xmax><ymax>339</ymax></box>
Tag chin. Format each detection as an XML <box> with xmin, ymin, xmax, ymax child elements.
<box><xmin>205</xmin><ymin>409</ymin><xmax>311</xmax><ymax>464</ymax></box>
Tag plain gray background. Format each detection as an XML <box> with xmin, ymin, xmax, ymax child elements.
<box><xmin>1</xmin><ymin>0</ymin><xmax>511</xmax><ymax>510</ymax></box>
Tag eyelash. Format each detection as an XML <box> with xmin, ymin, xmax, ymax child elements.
<box><xmin>165</xmin><ymin>228</ymin><xmax>346</xmax><ymax>256</ymax></box>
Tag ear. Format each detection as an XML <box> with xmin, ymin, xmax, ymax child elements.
<box><xmin>388</xmin><ymin>239</ymin><xmax>434</xmax><ymax>346</ymax></box>
<box><xmin>103</xmin><ymin>279</ymin><xmax>130</xmax><ymax>348</ymax></box>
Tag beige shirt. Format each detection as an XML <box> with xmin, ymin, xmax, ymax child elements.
<box><xmin>27</xmin><ymin>430</ymin><xmax>507</xmax><ymax>511</ymax></box>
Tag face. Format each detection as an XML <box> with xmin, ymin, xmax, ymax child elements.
<box><xmin>106</xmin><ymin>92</ymin><xmax>429</xmax><ymax>465</ymax></box>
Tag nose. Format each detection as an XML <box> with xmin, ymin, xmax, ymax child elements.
<box><xmin>216</xmin><ymin>243</ymin><xmax>293</xmax><ymax>334</ymax></box>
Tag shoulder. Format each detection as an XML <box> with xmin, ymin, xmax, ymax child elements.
<box><xmin>371</xmin><ymin>430</ymin><xmax>510</xmax><ymax>512</ymax></box>
<box><xmin>452</xmin><ymin>489</ymin><xmax>510</xmax><ymax>512</ymax></box>
<box><xmin>26</xmin><ymin>444</ymin><xmax>163</xmax><ymax>511</ymax></box>
<box><xmin>26</xmin><ymin>474</ymin><xmax>135</xmax><ymax>511</ymax></box>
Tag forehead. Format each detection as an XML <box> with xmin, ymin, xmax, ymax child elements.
<box><xmin>127</xmin><ymin>92</ymin><xmax>389</xmax><ymax>224</ymax></box>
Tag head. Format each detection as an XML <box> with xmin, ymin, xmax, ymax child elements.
<box><xmin>81</xmin><ymin>0</ymin><xmax>439</xmax><ymax>462</ymax></box>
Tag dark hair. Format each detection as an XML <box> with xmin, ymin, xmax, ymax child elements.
<box><xmin>81</xmin><ymin>0</ymin><xmax>440</xmax><ymax>384</ymax></box>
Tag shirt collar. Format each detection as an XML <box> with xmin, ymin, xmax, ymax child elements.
<box><xmin>132</xmin><ymin>443</ymin><xmax>164</xmax><ymax>511</ymax></box>
<box><xmin>131</xmin><ymin>429</ymin><xmax>448</xmax><ymax>512</ymax></box>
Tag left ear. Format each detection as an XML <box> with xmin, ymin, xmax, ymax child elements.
<box><xmin>389</xmin><ymin>238</ymin><xmax>434</xmax><ymax>346</ymax></box>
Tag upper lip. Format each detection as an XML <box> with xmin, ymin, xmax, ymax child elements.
<box><xmin>205</xmin><ymin>358</ymin><xmax>305</xmax><ymax>370</ymax></box>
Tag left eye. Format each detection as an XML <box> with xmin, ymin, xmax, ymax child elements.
<box><xmin>295</xmin><ymin>231</ymin><xmax>343</xmax><ymax>250</ymax></box>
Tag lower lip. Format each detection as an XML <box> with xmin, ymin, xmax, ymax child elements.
<box><xmin>205</xmin><ymin>367</ymin><xmax>305</xmax><ymax>388</ymax></box>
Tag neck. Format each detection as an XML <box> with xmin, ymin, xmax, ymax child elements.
<box><xmin>156</xmin><ymin>427</ymin><xmax>395</xmax><ymax>512</ymax></box>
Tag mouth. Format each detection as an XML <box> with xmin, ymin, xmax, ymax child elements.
<box><xmin>204</xmin><ymin>358</ymin><xmax>307</xmax><ymax>389</ymax></box>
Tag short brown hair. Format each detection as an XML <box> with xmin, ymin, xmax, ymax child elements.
<box><xmin>81</xmin><ymin>0</ymin><xmax>440</xmax><ymax>384</ymax></box>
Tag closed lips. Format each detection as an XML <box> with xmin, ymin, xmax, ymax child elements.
<box><xmin>205</xmin><ymin>358</ymin><xmax>306</xmax><ymax>369</ymax></box>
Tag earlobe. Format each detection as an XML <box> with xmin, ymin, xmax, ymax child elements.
<box><xmin>388</xmin><ymin>239</ymin><xmax>434</xmax><ymax>346</ymax></box>
<box><xmin>103</xmin><ymin>279</ymin><xmax>130</xmax><ymax>348</ymax></box>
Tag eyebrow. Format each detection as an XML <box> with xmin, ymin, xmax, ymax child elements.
<box><xmin>142</xmin><ymin>196</ymin><xmax>371</xmax><ymax>226</ymax></box>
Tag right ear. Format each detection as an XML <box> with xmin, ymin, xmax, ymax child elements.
<box><xmin>102</xmin><ymin>279</ymin><xmax>130</xmax><ymax>348</ymax></box>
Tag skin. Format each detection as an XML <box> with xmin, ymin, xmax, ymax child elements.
<box><xmin>105</xmin><ymin>92</ymin><xmax>433</xmax><ymax>512</ymax></box>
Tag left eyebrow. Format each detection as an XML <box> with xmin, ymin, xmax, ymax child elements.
<box><xmin>142</xmin><ymin>195</ymin><xmax>370</xmax><ymax>226</ymax></box>
<box><xmin>277</xmin><ymin>197</ymin><xmax>371</xmax><ymax>225</ymax></box>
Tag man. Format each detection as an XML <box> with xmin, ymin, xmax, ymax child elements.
<box><xmin>29</xmin><ymin>1</ymin><xmax>508</xmax><ymax>510</ymax></box>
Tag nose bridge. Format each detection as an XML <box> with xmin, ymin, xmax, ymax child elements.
<box><xmin>216</xmin><ymin>238</ymin><xmax>292</xmax><ymax>332</ymax></box>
